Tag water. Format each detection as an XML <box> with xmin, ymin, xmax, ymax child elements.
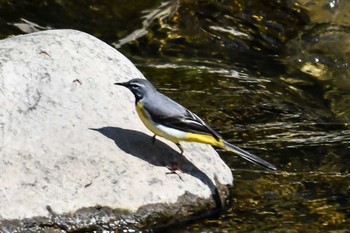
<box><xmin>1</xmin><ymin>0</ymin><xmax>349</xmax><ymax>231</ymax></box>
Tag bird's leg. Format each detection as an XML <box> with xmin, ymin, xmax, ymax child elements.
<box><xmin>152</xmin><ymin>134</ymin><xmax>156</xmax><ymax>144</ymax></box>
<box><xmin>167</xmin><ymin>143</ymin><xmax>184</xmax><ymax>173</ymax></box>
<box><xmin>176</xmin><ymin>143</ymin><xmax>184</xmax><ymax>155</ymax></box>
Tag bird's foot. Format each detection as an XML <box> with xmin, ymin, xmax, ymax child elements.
<box><xmin>166</xmin><ymin>162</ymin><xmax>180</xmax><ymax>172</ymax></box>
<box><xmin>166</xmin><ymin>162</ymin><xmax>183</xmax><ymax>181</ymax></box>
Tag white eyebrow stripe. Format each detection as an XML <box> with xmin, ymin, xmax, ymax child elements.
<box><xmin>131</xmin><ymin>82</ymin><xmax>145</xmax><ymax>88</ymax></box>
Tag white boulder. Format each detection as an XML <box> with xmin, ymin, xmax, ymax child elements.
<box><xmin>0</xmin><ymin>30</ymin><xmax>232</xmax><ymax>231</ymax></box>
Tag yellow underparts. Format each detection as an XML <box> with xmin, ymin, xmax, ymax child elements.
<box><xmin>136</xmin><ymin>101</ymin><xmax>181</xmax><ymax>142</ymax></box>
<box><xmin>183</xmin><ymin>133</ymin><xmax>225</xmax><ymax>148</ymax></box>
<box><xmin>136</xmin><ymin>101</ymin><xmax>225</xmax><ymax>148</ymax></box>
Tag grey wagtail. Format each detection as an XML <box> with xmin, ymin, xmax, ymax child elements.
<box><xmin>115</xmin><ymin>78</ymin><xmax>276</xmax><ymax>171</ymax></box>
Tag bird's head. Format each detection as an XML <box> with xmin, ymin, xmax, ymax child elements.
<box><xmin>114</xmin><ymin>78</ymin><xmax>156</xmax><ymax>101</ymax></box>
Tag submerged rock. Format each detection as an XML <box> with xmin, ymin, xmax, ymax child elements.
<box><xmin>0</xmin><ymin>30</ymin><xmax>233</xmax><ymax>231</ymax></box>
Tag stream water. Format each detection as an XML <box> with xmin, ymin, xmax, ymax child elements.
<box><xmin>1</xmin><ymin>0</ymin><xmax>349</xmax><ymax>231</ymax></box>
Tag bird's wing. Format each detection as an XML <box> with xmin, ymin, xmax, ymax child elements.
<box><xmin>143</xmin><ymin>93</ymin><xmax>222</xmax><ymax>141</ymax></box>
<box><xmin>167</xmin><ymin>109</ymin><xmax>222</xmax><ymax>141</ymax></box>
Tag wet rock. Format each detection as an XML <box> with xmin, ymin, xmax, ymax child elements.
<box><xmin>0</xmin><ymin>30</ymin><xmax>233</xmax><ymax>231</ymax></box>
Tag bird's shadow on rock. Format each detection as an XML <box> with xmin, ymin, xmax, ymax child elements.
<box><xmin>90</xmin><ymin>126</ymin><xmax>223</xmax><ymax>208</ymax></box>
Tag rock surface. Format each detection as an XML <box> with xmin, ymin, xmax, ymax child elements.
<box><xmin>0</xmin><ymin>30</ymin><xmax>233</xmax><ymax>231</ymax></box>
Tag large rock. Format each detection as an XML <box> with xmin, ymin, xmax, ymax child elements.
<box><xmin>0</xmin><ymin>30</ymin><xmax>233</xmax><ymax>231</ymax></box>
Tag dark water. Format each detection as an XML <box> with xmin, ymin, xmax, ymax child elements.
<box><xmin>1</xmin><ymin>0</ymin><xmax>349</xmax><ymax>231</ymax></box>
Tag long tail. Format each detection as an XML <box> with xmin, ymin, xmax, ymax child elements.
<box><xmin>222</xmin><ymin>141</ymin><xmax>277</xmax><ymax>171</ymax></box>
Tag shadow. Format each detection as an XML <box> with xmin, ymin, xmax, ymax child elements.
<box><xmin>90</xmin><ymin>126</ymin><xmax>223</xmax><ymax>208</ymax></box>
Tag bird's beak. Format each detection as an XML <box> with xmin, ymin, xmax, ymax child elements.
<box><xmin>114</xmin><ymin>82</ymin><xmax>127</xmax><ymax>86</ymax></box>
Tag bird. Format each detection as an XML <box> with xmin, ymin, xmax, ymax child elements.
<box><xmin>115</xmin><ymin>78</ymin><xmax>276</xmax><ymax>171</ymax></box>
